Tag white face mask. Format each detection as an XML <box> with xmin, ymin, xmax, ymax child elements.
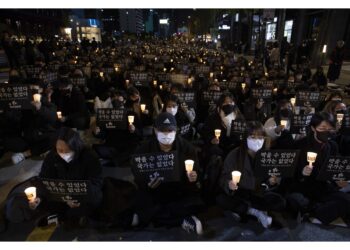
<box><xmin>58</xmin><ymin>152</ymin><xmax>75</xmax><ymax>163</ymax></box>
<box><xmin>157</xmin><ymin>131</ymin><xmax>176</xmax><ymax>145</ymax></box>
<box><xmin>221</xmin><ymin>111</ymin><xmax>236</xmax><ymax>127</ymax></box>
<box><xmin>247</xmin><ymin>138</ymin><xmax>264</xmax><ymax>152</ymax></box>
<box><xmin>166</xmin><ymin>106</ymin><xmax>178</xmax><ymax>116</ymax></box>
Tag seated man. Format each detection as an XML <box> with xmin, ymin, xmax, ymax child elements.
<box><xmin>131</xmin><ymin>113</ymin><xmax>205</xmax><ymax>235</ymax></box>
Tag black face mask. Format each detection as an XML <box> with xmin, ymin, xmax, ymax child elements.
<box><xmin>280</xmin><ymin>109</ymin><xmax>291</xmax><ymax>118</ymax></box>
<box><xmin>336</xmin><ymin>110</ymin><xmax>346</xmax><ymax>114</ymax></box>
<box><xmin>113</xmin><ymin>100</ymin><xmax>124</xmax><ymax>108</ymax></box>
<box><xmin>315</xmin><ymin>131</ymin><xmax>331</xmax><ymax>143</ymax></box>
<box><xmin>222</xmin><ymin>104</ymin><xmax>234</xmax><ymax>116</ymax></box>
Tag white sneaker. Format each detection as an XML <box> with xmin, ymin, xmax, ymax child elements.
<box><xmin>181</xmin><ymin>215</ymin><xmax>203</xmax><ymax>235</ymax></box>
<box><xmin>131</xmin><ymin>213</ymin><xmax>139</xmax><ymax>227</ymax></box>
<box><xmin>11</xmin><ymin>153</ymin><xmax>25</xmax><ymax>165</ymax></box>
<box><xmin>258</xmin><ymin>213</ymin><xmax>272</xmax><ymax>228</ymax></box>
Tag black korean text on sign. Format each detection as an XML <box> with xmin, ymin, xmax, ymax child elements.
<box><xmin>131</xmin><ymin>151</ymin><xmax>180</xmax><ymax>183</ymax></box>
<box><xmin>96</xmin><ymin>108</ymin><xmax>127</xmax><ymax>130</ymax></box>
<box><xmin>231</xmin><ymin>120</ymin><xmax>247</xmax><ymax>141</ymax></box>
<box><xmin>0</xmin><ymin>84</ymin><xmax>31</xmax><ymax>110</ymax></box>
<box><xmin>317</xmin><ymin>157</ymin><xmax>350</xmax><ymax>182</ymax></box>
<box><xmin>40</xmin><ymin>178</ymin><xmax>90</xmax><ymax>202</ymax></box>
<box><xmin>296</xmin><ymin>91</ymin><xmax>321</xmax><ymax>107</ymax></box>
<box><xmin>251</xmin><ymin>88</ymin><xmax>273</xmax><ymax>101</ymax></box>
<box><xmin>255</xmin><ymin>150</ymin><xmax>300</xmax><ymax>179</ymax></box>
<box><xmin>176</xmin><ymin>92</ymin><xmax>196</xmax><ymax>108</ymax></box>
<box><xmin>290</xmin><ymin>114</ymin><xmax>313</xmax><ymax>134</ymax></box>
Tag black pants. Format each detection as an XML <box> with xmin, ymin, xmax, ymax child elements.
<box><xmin>92</xmin><ymin>143</ymin><xmax>136</xmax><ymax>166</ymax></box>
<box><xmin>4</xmin><ymin>132</ymin><xmax>55</xmax><ymax>155</ymax></box>
<box><xmin>216</xmin><ymin>189</ymin><xmax>286</xmax><ymax>216</ymax></box>
<box><xmin>132</xmin><ymin>190</ymin><xmax>205</xmax><ymax>228</ymax></box>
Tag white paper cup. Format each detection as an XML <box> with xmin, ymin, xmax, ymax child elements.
<box><xmin>337</xmin><ymin>113</ymin><xmax>344</xmax><ymax>123</ymax></box>
<box><xmin>141</xmin><ymin>104</ymin><xmax>146</xmax><ymax>112</ymax></box>
<box><xmin>24</xmin><ymin>187</ymin><xmax>37</xmax><ymax>202</ymax></box>
<box><xmin>57</xmin><ymin>111</ymin><xmax>62</xmax><ymax>119</ymax></box>
<box><xmin>185</xmin><ymin>160</ymin><xmax>194</xmax><ymax>172</ymax></box>
<box><xmin>232</xmin><ymin>171</ymin><xmax>241</xmax><ymax>185</ymax></box>
<box><xmin>214</xmin><ymin>129</ymin><xmax>221</xmax><ymax>138</ymax></box>
<box><xmin>307</xmin><ymin>152</ymin><xmax>317</xmax><ymax>167</ymax></box>
<box><xmin>128</xmin><ymin>115</ymin><xmax>134</xmax><ymax>125</ymax></box>
<box><xmin>290</xmin><ymin>98</ymin><xmax>296</xmax><ymax>106</ymax></box>
<box><xmin>33</xmin><ymin>94</ymin><xmax>41</xmax><ymax>102</ymax></box>
<box><xmin>280</xmin><ymin>120</ymin><xmax>288</xmax><ymax>127</ymax></box>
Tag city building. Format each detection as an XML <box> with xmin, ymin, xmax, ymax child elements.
<box><xmin>119</xmin><ymin>9</ymin><xmax>144</xmax><ymax>34</ymax></box>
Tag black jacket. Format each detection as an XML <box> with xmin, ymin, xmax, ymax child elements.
<box><xmin>39</xmin><ymin>147</ymin><xmax>103</xmax><ymax>203</ymax></box>
<box><xmin>132</xmin><ymin>135</ymin><xmax>200</xmax><ymax>198</ymax></box>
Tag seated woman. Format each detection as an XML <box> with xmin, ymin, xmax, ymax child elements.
<box><xmin>201</xmin><ymin>92</ymin><xmax>244</xmax><ymax>159</ymax></box>
<box><xmin>264</xmin><ymin>99</ymin><xmax>296</xmax><ymax>149</ymax></box>
<box><xmin>286</xmin><ymin>112</ymin><xmax>350</xmax><ymax>225</ymax></box>
<box><xmin>5</xmin><ymin>127</ymin><xmax>103</xmax><ymax>226</ymax></box>
<box><xmin>216</xmin><ymin>121</ymin><xmax>286</xmax><ymax>228</ymax></box>
<box><xmin>162</xmin><ymin>94</ymin><xmax>194</xmax><ymax>140</ymax></box>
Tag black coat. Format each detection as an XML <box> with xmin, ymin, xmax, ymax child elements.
<box><xmin>39</xmin><ymin>147</ymin><xmax>103</xmax><ymax>204</ymax></box>
<box><xmin>132</xmin><ymin>135</ymin><xmax>200</xmax><ymax>198</ymax></box>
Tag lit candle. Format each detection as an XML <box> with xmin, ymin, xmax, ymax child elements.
<box><xmin>265</xmin><ymin>72</ymin><xmax>269</xmax><ymax>77</ymax></box>
<box><xmin>220</xmin><ymin>66</ymin><xmax>224</xmax><ymax>70</ymax></box>
<box><xmin>163</xmin><ymin>68</ymin><xmax>167</xmax><ymax>72</ymax></box>
<box><xmin>128</xmin><ymin>115</ymin><xmax>134</xmax><ymax>125</ymax></box>
<box><xmin>290</xmin><ymin>98</ymin><xmax>296</xmax><ymax>106</ymax></box>
<box><xmin>171</xmin><ymin>59</ymin><xmax>173</xmax><ymax>63</ymax></box>
<box><xmin>210</xmin><ymin>72</ymin><xmax>214</xmax><ymax>78</ymax></box>
<box><xmin>187</xmin><ymin>78</ymin><xmax>192</xmax><ymax>85</ymax></box>
<box><xmin>159</xmin><ymin>85</ymin><xmax>163</xmax><ymax>90</ymax></box>
<box><xmin>115</xmin><ymin>67</ymin><xmax>119</xmax><ymax>72</ymax></box>
<box><xmin>273</xmin><ymin>88</ymin><xmax>278</xmax><ymax>94</ymax></box>
<box><xmin>231</xmin><ymin>171</ymin><xmax>241</xmax><ymax>185</ymax></box>
<box><xmin>241</xmin><ymin>83</ymin><xmax>246</xmax><ymax>89</ymax></box>
<box><xmin>99</xmin><ymin>72</ymin><xmax>104</xmax><ymax>77</ymax></box>
<box><xmin>140</xmin><ymin>104</ymin><xmax>146</xmax><ymax>112</ymax></box>
<box><xmin>125</xmin><ymin>79</ymin><xmax>130</xmax><ymax>85</ymax></box>
<box><xmin>33</xmin><ymin>94</ymin><xmax>41</xmax><ymax>102</ymax></box>
<box><xmin>337</xmin><ymin>113</ymin><xmax>344</xmax><ymax>123</ymax></box>
<box><xmin>24</xmin><ymin>187</ymin><xmax>37</xmax><ymax>202</ymax></box>
<box><xmin>185</xmin><ymin>160</ymin><xmax>194</xmax><ymax>172</ymax></box>
<box><xmin>280</xmin><ymin>120</ymin><xmax>288</xmax><ymax>127</ymax></box>
<box><xmin>307</xmin><ymin>152</ymin><xmax>317</xmax><ymax>167</ymax></box>
<box><xmin>57</xmin><ymin>111</ymin><xmax>62</xmax><ymax>119</ymax></box>
<box><xmin>214</xmin><ymin>129</ymin><xmax>221</xmax><ymax>139</ymax></box>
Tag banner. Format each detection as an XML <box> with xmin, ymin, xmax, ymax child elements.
<box><xmin>317</xmin><ymin>157</ymin><xmax>350</xmax><ymax>181</ymax></box>
<box><xmin>255</xmin><ymin>150</ymin><xmax>300</xmax><ymax>179</ymax></box>
<box><xmin>96</xmin><ymin>108</ymin><xmax>127</xmax><ymax>130</ymax></box>
<box><xmin>132</xmin><ymin>151</ymin><xmax>180</xmax><ymax>183</ymax></box>
<box><xmin>0</xmin><ymin>84</ymin><xmax>31</xmax><ymax>109</ymax></box>
<box><xmin>40</xmin><ymin>178</ymin><xmax>90</xmax><ymax>202</ymax></box>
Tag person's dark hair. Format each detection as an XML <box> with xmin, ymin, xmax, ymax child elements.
<box><xmin>307</xmin><ymin>112</ymin><xmax>336</xmax><ymax>136</ymax></box>
<box><xmin>216</xmin><ymin>92</ymin><xmax>235</xmax><ymax>109</ymax></box>
<box><xmin>56</xmin><ymin>127</ymin><xmax>84</xmax><ymax>158</ymax></box>
<box><xmin>323</xmin><ymin>100</ymin><xmax>342</xmax><ymax>115</ymax></box>
<box><xmin>170</xmin><ymin>83</ymin><xmax>184</xmax><ymax>93</ymax></box>
<box><xmin>325</xmin><ymin>91</ymin><xmax>343</xmax><ymax>101</ymax></box>
<box><xmin>127</xmin><ymin>86</ymin><xmax>139</xmax><ymax>97</ymax></box>
<box><xmin>162</xmin><ymin>94</ymin><xmax>180</xmax><ymax>112</ymax></box>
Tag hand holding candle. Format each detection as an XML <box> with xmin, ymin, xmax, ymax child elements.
<box><xmin>280</xmin><ymin>120</ymin><xmax>288</xmax><ymax>129</ymax></box>
<box><xmin>24</xmin><ymin>187</ymin><xmax>37</xmax><ymax>202</ymax></box>
<box><xmin>140</xmin><ymin>104</ymin><xmax>146</xmax><ymax>112</ymax></box>
<box><xmin>307</xmin><ymin>152</ymin><xmax>317</xmax><ymax>167</ymax></box>
<box><xmin>128</xmin><ymin>115</ymin><xmax>134</xmax><ymax>125</ymax></box>
<box><xmin>290</xmin><ymin>97</ymin><xmax>296</xmax><ymax>106</ymax></box>
<box><xmin>337</xmin><ymin>113</ymin><xmax>344</xmax><ymax>124</ymax></box>
<box><xmin>214</xmin><ymin>129</ymin><xmax>221</xmax><ymax>139</ymax></box>
<box><xmin>57</xmin><ymin>111</ymin><xmax>62</xmax><ymax>119</ymax></box>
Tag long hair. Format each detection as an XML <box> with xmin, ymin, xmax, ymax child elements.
<box><xmin>56</xmin><ymin>127</ymin><xmax>84</xmax><ymax>159</ymax></box>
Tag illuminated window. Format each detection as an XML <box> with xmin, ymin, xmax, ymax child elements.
<box><xmin>284</xmin><ymin>20</ymin><xmax>293</xmax><ymax>43</ymax></box>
